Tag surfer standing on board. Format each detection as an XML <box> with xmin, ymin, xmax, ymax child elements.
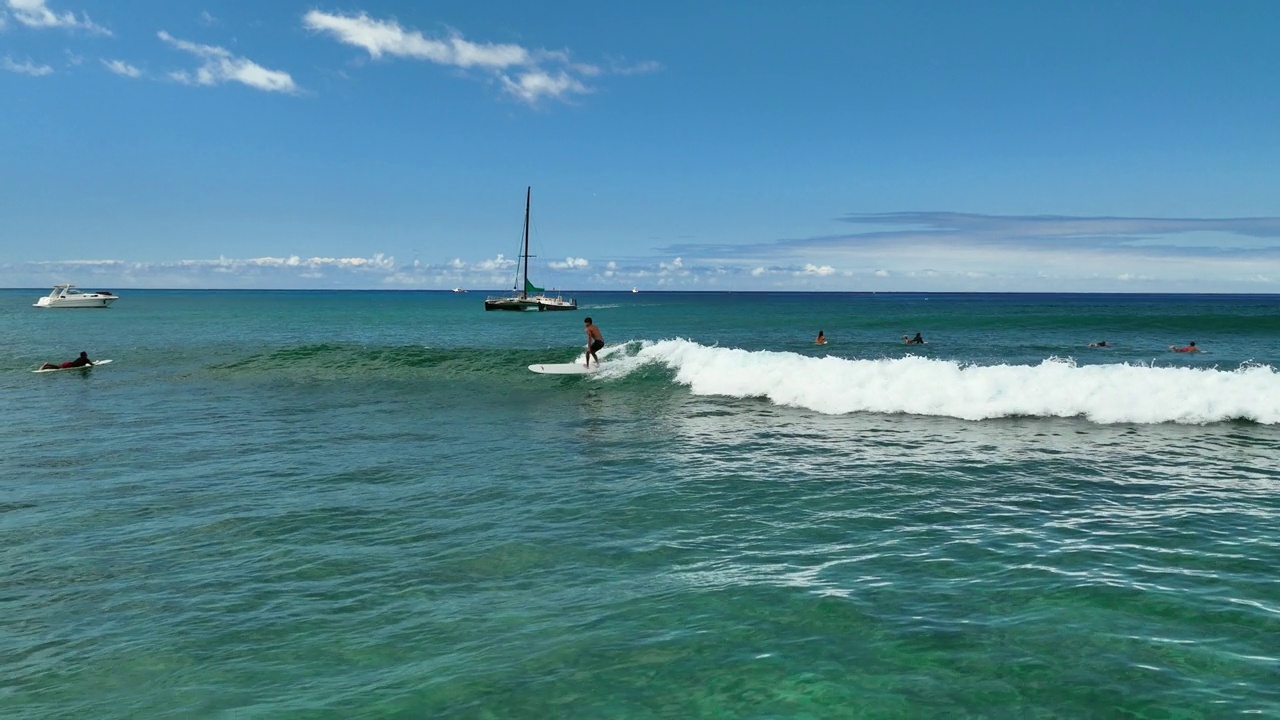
<box><xmin>39</xmin><ymin>351</ymin><xmax>93</xmax><ymax>370</ymax></box>
<box><xmin>584</xmin><ymin>317</ymin><xmax>604</xmax><ymax>367</ymax></box>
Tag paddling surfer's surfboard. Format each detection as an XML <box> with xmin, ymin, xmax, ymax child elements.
<box><xmin>33</xmin><ymin>359</ymin><xmax>113</xmax><ymax>373</ymax></box>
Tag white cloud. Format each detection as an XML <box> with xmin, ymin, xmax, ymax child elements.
<box><xmin>12</xmin><ymin>216</ymin><xmax>1279</xmax><ymax>292</ymax></box>
<box><xmin>303</xmin><ymin>11</ymin><xmax>527</xmax><ymax>67</ymax></box>
<box><xmin>102</xmin><ymin>58</ymin><xmax>140</xmax><ymax>77</ymax></box>
<box><xmin>2</xmin><ymin>55</ymin><xmax>53</xmax><ymax>75</ymax></box>
<box><xmin>199</xmin><ymin>10</ymin><xmax>217</xmax><ymax>26</ymax></box>
<box><xmin>500</xmin><ymin>70</ymin><xmax>590</xmax><ymax>104</ymax></box>
<box><xmin>303</xmin><ymin>10</ymin><xmax>648</xmax><ymax>105</ymax></box>
<box><xmin>1116</xmin><ymin>273</ymin><xmax>1153</xmax><ymax>282</ymax></box>
<box><xmin>241</xmin><ymin>254</ymin><xmax>396</xmax><ymax>269</ymax></box>
<box><xmin>474</xmin><ymin>254</ymin><xmax>516</xmax><ymax>271</ymax></box>
<box><xmin>34</xmin><ymin>258</ymin><xmax>122</xmax><ymax>266</ymax></box>
<box><xmin>6</xmin><ymin>0</ymin><xmax>109</xmax><ymax>34</ymax></box>
<box><xmin>158</xmin><ymin>30</ymin><xmax>298</xmax><ymax>94</ymax></box>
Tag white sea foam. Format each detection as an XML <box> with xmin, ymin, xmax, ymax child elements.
<box><xmin>621</xmin><ymin>339</ymin><xmax>1280</xmax><ymax>425</ymax></box>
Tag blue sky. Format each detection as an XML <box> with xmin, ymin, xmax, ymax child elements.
<box><xmin>2</xmin><ymin>0</ymin><xmax>1279</xmax><ymax>292</ymax></box>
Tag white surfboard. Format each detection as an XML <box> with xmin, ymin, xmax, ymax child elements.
<box><xmin>529</xmin><ymin>362</ymin><xmax>597</xmax><ymax>375</ymax></box>
<box><xmin>34</xmin><ymin>359</ymin><xmax>112</xmax><ymax>373</ymax></box>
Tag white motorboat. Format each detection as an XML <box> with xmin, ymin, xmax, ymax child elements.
<box><xmin>534</xmin><ymin>292</ymin><xmax>577</xmax><ymax>311</ymax></box>
<box><xmin>33</xmin><ymin>285</ymin><xmax>118</xmax><ymax>308</ymax></box>
<box><xmin>452</xmin><ymin>288</ymin><xmax>468</xmax><ymax>293</ymax></box>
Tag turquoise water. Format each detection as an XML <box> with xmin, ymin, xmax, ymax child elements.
<box><xmin>2</xmin><ymin>289</ymin><xmax>1278</xmax><ymax>717</ymax></box>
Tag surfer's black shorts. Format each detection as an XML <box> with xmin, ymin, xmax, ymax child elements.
<box><xmin>589</xmin><ymin>339</ymin><xmax>604</xmax><ymax>352</ymax></box>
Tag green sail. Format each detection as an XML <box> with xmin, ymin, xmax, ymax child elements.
<box><xmin>524</xmin><ymin>278</ymin><xmax>544</xmax><ymax>294</ymax></box>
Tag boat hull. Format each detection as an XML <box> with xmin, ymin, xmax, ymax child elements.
<box><xmin>34</xmin><ymin>296</ymin><xmax>117</xmax><ymax>308</ymax></box>
<box><xmin>536</xmin><ymin>298</ymin><xmax>577</xmax><ymax>311</ymax></box>
<box><xmin>484</xmin><ymin>297</ymin><xmax>539</xmax><ymax>311</ymax></box>
<box><xmin>485</xmin><ymin>293</ymin><xmax>577</xmax><ymax>312</ymax></box>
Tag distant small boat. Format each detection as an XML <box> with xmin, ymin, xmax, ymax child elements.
<box><xmin>631</xmin><ymin>287</ymin><xmax>639</xmax><ymax>293</ymax></box>
<box><xmin>34</xmin><ymin>284</ymin><xmax>117</xmax><ymax>308</ymax></box>
<box><xmin>452</xmin><ymin>288</ymin><xmax>468</xmax><ymax>294</ymax></box>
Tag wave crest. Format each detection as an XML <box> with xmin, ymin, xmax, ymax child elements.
<box><xmin>621</xmin><ymin>339</ymin><xmax>1280</xmax><ymax>425</ymax></box>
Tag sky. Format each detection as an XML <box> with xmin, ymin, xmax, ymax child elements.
<box><xmin>2</xmin><ymin>0</ymin><xmax>1279</xmax><ymax>292</ymax></box>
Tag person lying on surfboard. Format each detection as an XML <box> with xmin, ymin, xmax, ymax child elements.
<box><xmin>39</xmin><ymin>351</ymin><xmax>93</xmax><ymax>370</ymax></box>
<box><xmin>1170</xmin><ymin>341</ymin><xmax>1201</xmax><ymax>353</ymax></box>
<box><xmin>584</xmin><ymin>317</ymin><xmax>604</xmax><ymax>367</ymax></box>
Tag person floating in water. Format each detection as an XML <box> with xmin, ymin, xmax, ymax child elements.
<box><xmin>815</xmin><ymin>331</ymin><xmax>826</xmax><ymax>345</ymax></box>
<box><xmin>1170</xmin><ymin>341</ymin><xmax>1201</xmax><ymax>353</ymax></box>
<box><xmin>1089</xmin><ymin>341</ymin><xmax>1112</xmax><ymax>348</ymax></box>
<box><xmin>903</xmin><ymin>332</ymin><xmax>925</xmax><ymax>345</ymax></box>
<box><xmin>584</xmin><ymin>317</ymin><xmax>604</xmax><ymax>367</ymax></box>
<box><xmin>39</xmin><ymin>351</ymin><xmax>93</xmax><ymax>370</ymax></box>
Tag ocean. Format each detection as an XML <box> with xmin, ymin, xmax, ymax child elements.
<box><xmin>2</xmin><ymin>289</ymin><xmax>1278</xmax><ymax>717</ymax></box>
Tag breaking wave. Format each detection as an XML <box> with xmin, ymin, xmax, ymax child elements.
<box><xmin>604</xmin><ymin>339</ymin><xmax>1280</xmax><ymax>425</ymax></box>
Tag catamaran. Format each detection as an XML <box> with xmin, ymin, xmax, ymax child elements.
<box><xmin>484</xmin><ymin>187</ymin><xmax>577</xmax><ymax>312</ymax></box>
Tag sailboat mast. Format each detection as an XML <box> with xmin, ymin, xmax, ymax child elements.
<box><xmin>520</xmin><ymin>186</ymin><xmax>531</xmax><ymax>299</ymax></box>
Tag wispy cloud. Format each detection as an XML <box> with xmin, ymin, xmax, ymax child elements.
<box><xmin>5</xmin><ymin>255</ymin><xmax>401</xmax><ymax>289</ymax></box>
<box><xmin>302</xmin><ymin>10</ymin><xmax>656</xmax><ymax>105</ymax></box>
<box><xmin>606</xmin><ymin>59</ymin><xmax>662</xmax><ymax>76</ymax></box>
<box><xmin>2</xmin><ymin>55</ymin><xmax>53</xmax><ymax>75</ymax></box>
<box><xmin>663</xmin><ymin>213</ymin><xmax>1280</xmax><ymax>261</ymax></box>
<box><xmin>4</xmin><ymin>253</ymin><xmax>616</xmax><ymax>290</ymax></box>
<box><xmin>6</xmin><ymin>0</ymin><xmax>109</xmax><ymax>34</ymax></box>
<box><xmin>499</xmin><ymin>70</ymin><xmax>588</xmax><ymax>105</ymax></box>
<box><xmin>302</xmin><ymin>11</ymin><xmax>527</xmax><ymax>66</ymax></box>
<box><xmin>8</xmin><ymin>213</ymin><xmax>1280</xmax><ymax>292</ymax></box>
<box><xmin>102</xmin><ymin>58</ymin><xmax>140</xmax><ymax>78</ymax></box>
<box><xmin>836</xmin><ymin>212</ymin><xmax>1280</xmax><ymax>246</ymax></box>
<box><xmin>649</xmin><ymin>212</ymin><xmax>1280</xmax><ymax>291</ymax></box>
<box><xmin>158</xmin><ymin>30</ymin><xmax>298</xmax><ymax>94</ymax></box>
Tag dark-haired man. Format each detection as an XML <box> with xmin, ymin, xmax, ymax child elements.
<box><xmin>39</xmin><ymin>351</ymin><xmax>93</xmax><ymax>371</ymax></box>
<box><xmin>584</xmin><ymin>317</ymin><xmax>604</xmax><ymax>367</ymax></box>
